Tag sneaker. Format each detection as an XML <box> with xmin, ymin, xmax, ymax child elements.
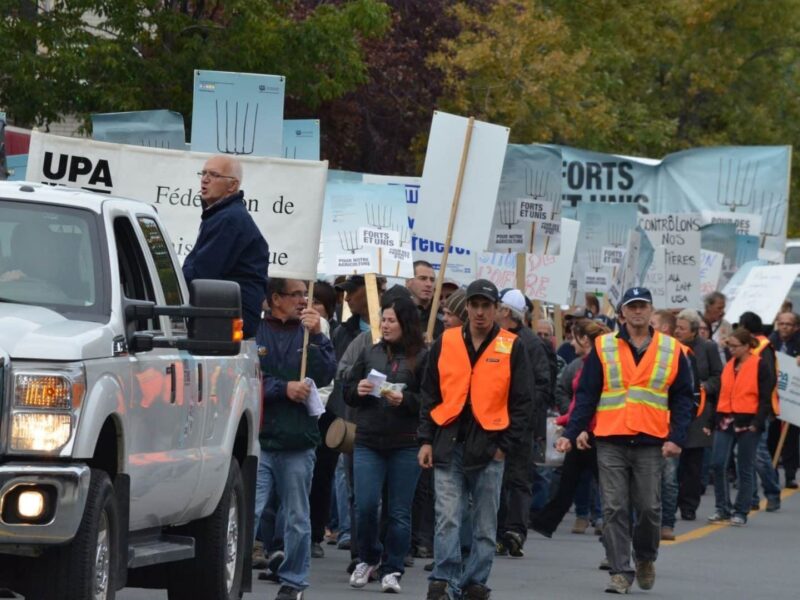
<box><xmin>311</xmin><ymin>542</ymin><xmax>324</xmax><ymax>558</ymax></box>
<box><xmin>730</xmin><ymin>515</ymin><xmax>747</xmax><ymax>526</ymax></box>
<box><xmin>267</xmin><ymin>550</ymin><xmax>285</xmax><ymax>575</ymax></box>
<box><xmin>381</xmin><ymin>572</ymin><xmax>402</xmax><ymax>593</ymax></box>
<box><xmin>404</xmin><ymin>554</ymin><xmax>415</xmax><ymax>567</ymax></box>
<box><xmin>598</xmin><ymin>557</ymin><xmax>611</xmax><ymax>570</ymax></box>
<box><xmin>680</xmin><ymin>509</ymin><xmax>696</xmax><ymax>521</ymax></box>
<box><xmin>605</xmin><ymin>574</ymin><xmax>631</xmax><ymax>594</ymax></box>
<box><xmin>787</xmin><ymin>479</ymin><xmax>799</xmax><ymax>489</ymax></box>
<box><xmin>766</xmin><ymin>497</ymin><xmax>781</xmax><ymax>512</ymax></box>
<box><xmin>337</xmin><ymin>537</ymin><xmax>352</xmax><ymax>550</ymax></box>
<box><xmin>635</xmin><ymin>560</ymin><xmax>655</xmax><ymax>590</ymax></box>
<box><xmin>350</xmin><ymin>562</ymin><xmax>380</xmax><ymax>588</ymax></box>
<box><xmin>572</xmin><ymin>517</ymin><xmax>589</xmax><ymax>534</ymax></box>
<box><xmin>324</xmin><ymin>529</ymin><xmax>337</xmax><ymax>545</ymax></box>
<box><xmin>414</xmin><ymin>545</ymin><xmax>433</xmax><ymax>559</ymax></box>
<box><xmin>275</xmin><ymin>584</ymin><xmax>304</xmax><ymax>600</ymax></box>
<box><xmin>707</xmin><ymin>512</ymin><xmax>730</xmax><ymax>523</ymax></box>
<box><xmin>502</xmin><ymin>530</ymin><xmax>525</xmax><ymax>558</ymax></box>
<box><xmin>495</xmin><ymin>541</ymin><xmax>508</xmax><ymax>556</ymax></box>
<box><xmin>462</xmin><ymin>582</ymin><xmax>491</xmax><ymax>599</ymax></box>
<box><xmin>660</xmin><ymin>526</ymin><xmax>675</xmax><ymax>541</ymax></box>
<box><xmin>252</xmin><ymin>540</ymin><xmax>268</xmax><ymax>570</ymax></box>
<box><xmin>426</xmin><ymin>580</ymin><xmax>449</xmax><ymax>600</ymax></box>
<box><xmin>258</xmin><ymin>570</ymin><xmax>280</xmax><ymax>582</ymax></box>
<box><xmin>750</xmin><ymin>501</ymin><xmax>760</xmax><ymax>511</ymax></box>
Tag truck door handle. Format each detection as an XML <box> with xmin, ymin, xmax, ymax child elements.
<box><xmin>197</xmin><ymin>363</ymin><xmax>203</xmax><ymax>402</ymax></box>
<box><xmin>166</xmin><ymin>364</ymin><xmax>176</xmax><ymax>404</ymax></box>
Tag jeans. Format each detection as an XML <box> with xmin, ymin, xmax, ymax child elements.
<box><xmin>596</xmin><ymin>441</ymin><xmax>663</xmax><ymax>584</ymax></box>
<box><xmin>430</xmin><ymin>444</ymin><xmax>505</xmax><ymax>595</ymax></box>
<box><xmin>574</xmin><ymin>468</ymin><xmax>603</xmax><ymax>522</ymax></box>
<box><xmin>334</xmin><ymin>454</ymin><xmax>351</xmax><ymax>543</ymax></box>
<box><xmin>254</xmin><ymin>448</ymin><xmax>316</xmax><ymax>590</ymax></box>
<box><xmin>752</xmin><ymin>427</ymin><xmax>781</xmax><ymax>504</ymax></box>
<box><xmin>353</xmin><ymin>445</ymin><xmax>420</xmax><ymax>576</ymax></box>
<box><xmin>711</xmin><ymin>427</ymin><xmax>758</xmax><ymax>520</ymax></box>
<box><xmin>529</xmin><ymin>462</ymin><xmax>553</xmax><ymax>512</ymax></box>
<box><xmin>660</xmin><ymin>456</ymin><xmax>680</xmax><ymax>528</ymax></box>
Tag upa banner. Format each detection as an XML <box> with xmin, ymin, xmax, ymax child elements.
<box><xmin>26</xmin><ymin>131</ymin><xmax>327</xmax><ymax>280</ymax></box>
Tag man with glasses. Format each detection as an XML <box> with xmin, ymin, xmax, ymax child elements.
<box><xmin>255</xmin><ymin>277</ymin><xmax>337</xmax><ymax>600</ymax></box>
<box><xmin>183</xmin><ymin>154</ymin><xmax>269</xmax><ymax>337</ymax></box>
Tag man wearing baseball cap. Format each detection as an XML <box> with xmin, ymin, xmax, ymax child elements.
<box><xmin>556</xmin><ymin>287</ymin><xmax>694</xmax><ymax>595</ymax></box>
<box><xmin>418</xmin><ymin>279</ymin><xmax>532</xmax><ymax>600</ymax></box>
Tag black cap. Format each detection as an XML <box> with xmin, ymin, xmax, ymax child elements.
<box><xmin>565</xmin><ymin>307</ymin><xmax>594</xmax><ymax>319</ymax></box>
<box><xmin>335</xmin><ymin>275</ymin><xmax>365</xmax><ymax>293</ymax></box>
<box><xmin>465</xmin><ymin>279</ymin><xmax>499</xmax><ymax>303</ymax></box>
<box><xmin>621</xmin><ymin>287</ymin><xmax>653</xmax><ymax>307</ymax></box>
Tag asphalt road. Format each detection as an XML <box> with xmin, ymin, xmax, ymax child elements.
<box><xmin>117</xmin><ymin>486</ymin><xmax>799</xmax><ymax>599</ymax></box>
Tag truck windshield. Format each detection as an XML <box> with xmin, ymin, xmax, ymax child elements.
<box><xmin>0</xmin><ymin>199</ymin><xmax>108</xmax><ymax>320</ymax></box>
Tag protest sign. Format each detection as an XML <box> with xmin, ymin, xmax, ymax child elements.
<box><xmin>608</xmin><ymin>229</ymin><xmax>645</xmax><ymax>309</ymax></box>
<box><xmin>92</xmin><ymin>110</ymin><xmax>186</xmax><ymax>150</ymax></box>
<box><xmin>283</xmin><ymin>119</ymin><xmax>320</xmax><ymax>160</ymax></box>
<box><xmin>776</xmin><ymin>352</ymin><xmax>800</xmax><ymax>428</ymax></box>
<box><xmin>721</xmin><ymin>259</ymin><xmax>768</xmax><ymax>304</ymax></box>
<box><xmin>582</xmin><ymin>272</ymin><xmax>610</xmax><ymax>293</ymax></box>
<box><xmin>701</xmin><ymin>222</ymin><xmax>737</xmax><ymax>289</ymax></box>
<box><xmin>724</xmin><ymin>264</ymin><xmax>800</xmax><ymax>325</ymax></box>
<box><xmin>700</xmin><ymin>211</ymin><xmax>761</xmax><ymax>238</ymax></box>
<box><xmin>477</xmin><ymin>218</ymin><xmax>579</xmax><ymax>305</ymax></box>
<box><xmin>26</xmin><ymin>131</ymin><xmax>327</xmax><ymax>280</ymax></box>
<box><xmin>639</xmin><ymin>213</ymin><xmax>702</xmax><ymax>308</ymax></box>
<box><xmin>643</xmin><ymin>247</ymin><xmax>668</xmax><ymax>308</ymax></box>
<box><xmin>699</xmin><ymin>250</ymin><xmax>724</xmax><ymax>295</ymax></box>
<box><xmin>575</xmin><ymin>203</ymin><xmax>638</xmax><ymax>293</ymax></box>
<box><xmin>601</xmin><ymin>246</ymin><xmax>625</xmax><ymax>267</ymax></box>
<box><xmin>736</xmin><ymin>234</ymin><xmax>760</xmax><ymax>267</ymax></box>
<box><xmin>191</xmin><ymin>70</ymin><xmax>285</xmax><ymax>157</ymax></box>
<box><xmin>319</xmin><ymin>182</ymin><xmax>412</xmax><ymax>278</ymax></box>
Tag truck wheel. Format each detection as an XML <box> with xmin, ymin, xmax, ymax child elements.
<box><xmin>27</xmin><ymin>468</ymin><xmax>119</xmax><ymax>600</ymax></box>
<box><xmin>168</xmin><ymin>459</ymin><xmax>246</xmax><ymax>600</ymax></box>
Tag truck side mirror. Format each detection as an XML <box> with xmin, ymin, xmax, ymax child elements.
<box><xmin>185</xmin><ymin>279</ymin><xmax>243</xmax><ymax>356</ymax></box>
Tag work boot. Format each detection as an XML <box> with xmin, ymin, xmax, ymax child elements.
<box><xmin>572</xmin><ymin>517</ymin><xmax>589</xmax><ymax>534</ymax></box>
<box><xmin>252</xmin><ymin>540</ymin><xmax>268</xmax><ymax>570</ymax></box>
<box><xmin>635</xmin><ymin>560</ymin><xmax>656</xmax><ymax>590</ymax></box>
<box><xmin>660</xmin><ymin>526</ymin><xmax>675</xmax><ymax>541</ymax></box>
<box><xmin>605</xmin><ymin>574</ymin><xmax>631</xmax><ymax>594</ymax></box>
<box><xmin>766</xmin><ymin>497</ymin><xmax>781</xmax><ymax>512</ymax></box>
<box><xmin>502</xmin><ymin>530</ymin><xmax>525</xmax><ymax>558</ymax></box>
<box><xmin>426</xmin><ymin>580</ymin><xmax>449</xmax><ymax>600</ymax></box>
<box><xmin>462</xmin><ymin>582</ymin><xmax>491</xmax><ymax>599</ymax></box>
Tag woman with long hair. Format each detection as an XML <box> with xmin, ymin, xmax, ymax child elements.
<box><xmin>529</xmin><ymin>318</ymin><xmax>610</xmax><ymax>537</ymax></box>
<box><xmin>708</xmin><ymin>327</ymin><xmax>772</xmax><ymax>526</ymax></box>
<box><xmin>344</xmin><ymin>294</ymin><xmax>427</xmax><ymax>593</ymax></box>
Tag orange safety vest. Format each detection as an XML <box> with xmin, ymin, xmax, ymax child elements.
<box><xmin>594</xmin><ymin>331</ymin><xmax>681</xmax><ymax>439</ymax></box>
<box><xmin>754</xmin><ymin>335</ymin><xmax>781</xmax><ymax>416</ymax></box>
<box><xmin>678</xmin><ymin>342</ymin><xmax>707</xmax><ymax>417</ymax></box>
<box><xmin>432</xmin><ymin>327</ymin><xmax>516</xmax><ymax>431</ymax></box>
<box><xmin>717</xmin><ymin>353</ymin><xmax>760</xmax><ymax>414</ymax></box>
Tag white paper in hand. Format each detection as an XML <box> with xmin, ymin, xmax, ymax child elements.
<box><xmin>303</xmin><ymin>377</ymin><xmax>325</xmax><ymax>417</ymax></box>
<box><xmin>367</xmin><ymin>369</ymin><xmax>387</xmax><ymax>398</ymax></box>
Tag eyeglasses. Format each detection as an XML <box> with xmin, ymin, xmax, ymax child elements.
<box><xmin>727</xmin><ymin>342</ymin><xmax>743</xmax><ymax>349</ymax></box>
<box><xmin>277</xmin><ymin>291</ymin><xmax>308</xmax><ymax>300</ymax></box>
<box><xmin>197</xmin><ymin>170</ymin><xmax>237</xmax><ymax>180</ymax></box>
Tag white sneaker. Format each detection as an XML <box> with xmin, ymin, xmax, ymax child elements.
<box><xmin>381</xmin><ymin>572</ymin><xmax>402</xmax><ymax>593</ymax></box>
<box><xmin>349</xmin><ymin>562</ymin><xmax>380</xmax><ymax>588</ymax></box>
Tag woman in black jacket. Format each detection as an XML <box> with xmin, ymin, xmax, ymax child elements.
<box><xmin>345</xmin><ymin>295</ymin><xmax>427</xmax><ymax>593</ymax></box>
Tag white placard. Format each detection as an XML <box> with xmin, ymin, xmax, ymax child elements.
<box><xmin>777</xmin><ymin>352</ymin><xmax>800</xmax><ymax>428</ymax></box>
<box><xmin>582</xmin><ymin>272</ymin><xmax>610</xmax><ymax>291</ymax></box>
<box><xmin>493</xmin><ymin>229</ymin><xmax>526</xmax><ymax>249</ymax></box>
<box><xmin>639</xmin><ymin>213</ymin><xmax>701</xmax><ymax>308</ymax></box>
<box><xmin>601</xmin><ymin>245</ymin><xmax>625</xmax><ymax>267</ymax></box>
<box><xmin>699</xmin><ymin>249</ymin><xmax>724</xmax><ymax>295</ymax></box>
<box><xmin>417</xmin><ymin>111</ymin><xmax>510</xmax><ymax>255</ymax></box>
<box><xmin>516</xmin><ymin>198</ymin><xmax>553</xmax><ymax>222</ymax></box>
<box><xmin>701</xmin><ymin>211</ymin><xmax>762</xmax><ymax>238</ymax></box>
<box><xmin>643</xmin><ymin>246</ymin><xmax>668</xmax><ymax>308</ymax></box>
<box><xmin>387</xmin><ymin>247</ymin><xmax>412</xmax><ymax>262</ymax></box>
<box><xmin>358</xmin><ymin>227</ymin><xmax>400</xmax><ymax>249</ymax></box>
<box><xmin>336</xmin><ymin>254</ymin><xmax>375</xmax><ymax>274</ymax></box>
<box><xmin>724</xmin><ymin>264</ymin><xmax>800</xmax><ymax>325</ymax></box>
<box><xmin>608</xmin><ymin>230</ymin><xmax>642</xmax><ymax>308</ymax></box>
<box><xmin>26</xmin><ymin>131</ymin><xmax>326</xmax><ymax>279</ymax></box>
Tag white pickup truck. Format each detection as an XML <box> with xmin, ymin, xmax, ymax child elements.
<box><xmin>0</xmin><ymin>181</ymin><xmax>262</xmax><ymax>600</ymax></box>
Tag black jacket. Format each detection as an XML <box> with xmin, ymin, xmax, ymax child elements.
<box><xmin>769</xmin><ymin>330</ymin><xmax>800</xmax><ymax>357</ymax></box>
<box><xmin>684</xmin><ymin>337</ymin><xmax>723</xmax><ymax>448</ymax></box>
<box><xmin>344</xmin><ymin>341</ymin><xmax>427</xmax><ymax>450</ymax></box>
<box><xmin>328</xmin><ymin>314</ymin><xmax>365</xmax><ymax>419</ymax></box>
<box><xmin>418</xmin><ymin>324</ymin><xmax>532</xmax><ymax>471</ymax></box>
<box><xmin>182</xmin><ymin>191</ymin><xmax>269</xmax><ymax>338</ymax></box>
<box><xmin>508</xmin><ymin>324</ymin><xmax>551</xmax><ymax>441</ymax></box>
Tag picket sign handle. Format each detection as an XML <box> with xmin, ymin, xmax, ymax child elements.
<box><xmin>426</xmin><ymin>116</ymin><xmax>476</xmax><ymax>341</ymax></box>
<box><xmin>365</xmin><ymin>273</ymin><xmax>382</xmax><ymax>344</ymax></box>
<box><xmin>299</xmin><ymin>279</ymin><xmax>315</xmax><ymax>381</ymax></box>
<box><xmin>554</xmin><ymin>305</ymin><xmax>564</xmax><ymax>346</ymax></box>
<box><xmin>772</xmin><ymin>419</ymin><xmax>790</xmax><ymax>468</ymax></box>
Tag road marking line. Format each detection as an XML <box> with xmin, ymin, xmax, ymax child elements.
<box><xmin>662</xmin><ymin>488</ymin><xmax>798</xmax><ymax>546</ymax></box>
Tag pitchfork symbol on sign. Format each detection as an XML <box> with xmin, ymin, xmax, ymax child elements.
<box><xmin>140</xmin><ymin>138</ymin><xmax>171</xmax><ymax>149</ymax></box>
<box><xmin>338</xmin><ymin>231</ymin><xmax>362</xmax><ymax>255</ymax></box>
<box><xmin>755</xmin><ymin>192</ymin><xmax>786</xmax><ymax>249</ymax></box>
<box><xmin>216</xmin><ymin>99</ymin><xmax>259</xmax><ymax>155</ymax></box>
<box><xmin>716</xmin><ymin>158</ymin><xmax>757</xmax><ymax>212</ymax></box>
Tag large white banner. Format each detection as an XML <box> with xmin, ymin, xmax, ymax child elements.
<box><xmin>725</xmin><ymin>264</ymin><xmax>800</xmax><ymax>325</ymax></box>
<box><xmin>26</xmin><ymin>132</ymin><xmax>327</xmax><ymax>280</ymax></box>
<box><xmin>777</xmin><ymin>352</ymin><xmax>800</xmax><ymax>428</ymax></box>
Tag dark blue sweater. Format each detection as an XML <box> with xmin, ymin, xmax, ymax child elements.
<box><xmin>183</xmin><ymin>190</ymin><xmax>269</xmax><ymax>338</ymax></box>
<box><xmin>564</xmin><ymin>326</ymin><xmax>694</xmax><ymax>447</ymax></box>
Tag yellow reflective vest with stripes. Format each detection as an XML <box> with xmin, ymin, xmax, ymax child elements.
<box><xmin>593</xmin><ymin>331</ymin><xmax>681</xmax><ymax>439</ymax></box>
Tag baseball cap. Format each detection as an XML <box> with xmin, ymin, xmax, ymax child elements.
<box><xmin>465</xmin><ymin>279</ymin><xmax>499</xmax><ymax>303</ymax></box>
<box><xmin>442</xmin><ymin>278</ymin><xmax>460</xmax><ymax>290</ymax></box>
<box><xmin>335</xmin><ymin>275</ymin><xmax>365</xmax><ymax>293</ymax></box>
<box><xmin>500</xmin><ymin>289</ymin><xmax>527</xmax><ymax>315</ymax></box>
<box><xmin>565</xmin><ymin>306</ymin><xmax>594</xmax><ymax>319</ymax></box>
<box><xmin>620</xmin><ymin>287</ymin><xmax>653</xmax><ymax>307</ymax></box>
<box><xmin>444</xmin><ymin>289</ymin><xmax>468</xmax><ymax>322</ymax></box>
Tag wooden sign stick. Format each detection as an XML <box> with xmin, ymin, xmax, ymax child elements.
<box><xmin>554</xmin><ymin>305</ymin><xmax>564</xmax><ymax>346</ymax></box>
<box><xmin>299</xmin><ymin>279</ymin><xmax>316</xmax><ymax>380</ymax></box>
<box><xmin>365</xmin><ymin>273</ymin><xmax>382</xmax><ymax>344</ymax></box>
<box><xmin>426</xmin><ymin>116</ymin><xmax>476</xmax><ymax>341</ymax></box>
<box><xmin>772</xmin><ymin>420</ymin><xmax>790</xmax><ymax>468</ymax></box>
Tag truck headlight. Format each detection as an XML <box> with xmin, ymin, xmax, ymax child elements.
<box><xmin>9</xmin><ymin>366</ymin><xmax>85</xmax><ymax>453</ymax></box>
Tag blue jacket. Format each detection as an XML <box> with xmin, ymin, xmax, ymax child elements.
<box><xmin>564</xmin><ymin>326</ymin><xmax>694</xmax><ymax>447</ymax></box>
<box><xmin>183</xmin><ymin>191</ymin><xmax>269</xmax><ymax>338</ymax></box>
<box><xmin>256</xmin><ymin>313</ymin><xmax>336</xmax><ymax>451</ymax></box>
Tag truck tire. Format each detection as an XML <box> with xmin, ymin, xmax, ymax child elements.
<box><xmin>27</xmin><ymin>468</ymin><xmax>119</xmax><ymax>600</ymax></box>
<box><xmin>168</xmin><ymin>459</ymin><xmax>246</xmax><ymax>600</ymax></box>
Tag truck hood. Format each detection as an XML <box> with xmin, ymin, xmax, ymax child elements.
<box><xmin>0</xmin><ymin>304</ymin><xmax>113</xmax><ymax>361</ymax></box>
